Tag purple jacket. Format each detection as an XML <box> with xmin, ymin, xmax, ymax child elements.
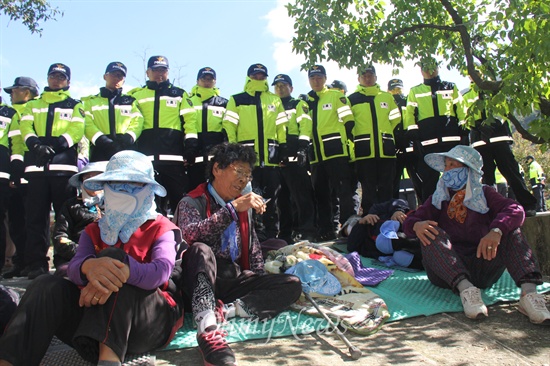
<box><xmin>403</xmin><ymin>186</ymin><xmax>525</xmax><ymax>256</ymax></box>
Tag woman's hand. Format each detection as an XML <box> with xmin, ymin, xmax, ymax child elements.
<box><xmin>391</xmin><ymin>211</ymin><xmax>407</xmax><ymax>224</ymax></box>
<box><xmin>477</xmin><ymin>231</ymin><xmax>501</xmax><ymax>261</ymax></box>
<box><xmin>79</xmin><ymin>282</ymin><xmax>113</xmax><ymax>307</ymax></box>
<box><xmin>359</xmin><ymin>214</ymin><xmax>380</xmax><ymax>225</ymax></box>
<box><xmin>81</xmin><ymin>257</ymin><xmax>130</xmax><ymax>295</ymax></box>
<box><xmin>231</xmin><ymin>192</ymin><xmax>268</xmax><ymax>214</ymax></box>
<box><xmin>413</xmin><ymin>220</ymin><xmax>439</xmax><ymax>246</ymax></box>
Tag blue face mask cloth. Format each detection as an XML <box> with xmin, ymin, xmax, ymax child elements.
<box><xmin>207</xmin><ymin>183</ymin><xmax>239</xmax><ymax>262</ymax></box>
<box><xmin>442</xmin><ymin>167</ymin><xmax>468</xmax><ymax>190</ymax></box>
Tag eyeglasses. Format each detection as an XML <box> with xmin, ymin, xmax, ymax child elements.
<box><xmin>231</xmin><ymin>165</ymin><xmax>253</xmax><ymax>182</ymax></box>
<box><xmin>48</xmin><ymin>73</ymin><xmax>67</xmax><ymax>81</ymax></box>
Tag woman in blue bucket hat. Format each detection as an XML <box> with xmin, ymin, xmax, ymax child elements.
<box><xmin>0</xmin><ymin>151</ymin><xmax>184</xmax><ymax>365</ymax></box>
<box><xmin>403</xmin><ymin>145</ymin><xmax>550</xmax><ymax>324</ymax></box>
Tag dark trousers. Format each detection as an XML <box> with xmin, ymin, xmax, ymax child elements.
<box><xmin>0</xmin><ymin>183</ymin><xmax>8</xmax><ymax>271</ymax></box>
<box><xmin>311</xmin><ymin>158</ymin><xmax>355</xmax><ymax>233</ymax></box>
<box><xmin>7</xmin><ymin>185</ymin><xmax>26</xmax><ymax>268</ymax></box>
<box><xmin>278</xmin><ymin>163</ymin><xmax>316</xmax><ymax>240</ymax></box>
<box><xmin>0</xmin><ymin>273</ymin><xmax>181</xmax><ymax>365</ymax></box>
<box><xmin>421</xmin><ymin>227</ymin><xmax>542</xmax><ymax>293</ymax></box>
<box><xmin>476</xmin><ymin>143</ymin><xmax>536</xmax><ymax>211</ymax></box>
<box><xmin>252</xmin><ymin>166</ymin><xmax>281</xmax><ymax>239</ymax></box>
<box><xmin>532</xmin><ymin>184</ymin><xmax>547</xmax><ymax>212</ymax></box>
<box><xmin>153</xmin><ymin>163</ymin><xmax>189</xmax><ymax>216</ymax></box>
<box><xmin>181</xmin><ymin>243</ymin><xmax>301</xmax><ymax>320</ymax></box>
<box><xmin>356</xmin><ymin>159</ymin><xmax>396</xmax><ymax>214</ymax></box>
<box><xmin>24</xmin><ymin>176</ymin><xmax>75</xmax><ymax>269</ymax></box>
<box><xmin>187</xmin><ymin>162</ymin><xmax>208</xmax><ymax>193</ymax></box>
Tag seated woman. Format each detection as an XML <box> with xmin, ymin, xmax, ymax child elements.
<box><xmin>174</xmin><ymin>142</ymin><xmax>302</xmax><ymax>366</ymax></box>
<box><xmin>52</xmin><ymin>161</ymin><xmax>106</xmax><ymax>275</ymax></box>
<box><xmin>403</xmin><ymin>145</ymin><xmax>550</xmax><ymax>323</ymax></box>
<box><xmin>0</xmin><ymin>151</ymin><xmax>183</xmax><ymax>366</ymax></box>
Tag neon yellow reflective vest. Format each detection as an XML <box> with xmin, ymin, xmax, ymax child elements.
<box><xmin>128</xmin><ymin>81</ymin><xmax>197</xmax><ymax>163</ymax></box>
<box><xmin>0</xmin><ymin>102</ymin><xmax>18</xmax><ymax>182</ymax></box>
<box><xmin>189</xmin><ymin>85</ymin><xmax>228</xmax><ymax>162</ymax></box>
<box><xmin>223</xmin><ymin>78</ymin><xmax>288</xmax><ymax>167</ymax></box>
<box><xmin>83</xmin><ymin>88</ymin><xmax>143</xmax><ymax>157</ymax></box>
<box><xmin>404</xmin><ymin>77</ymin><xmax>468</xmax><ymax>151</ymax></box>
<box><xmin>19</xmin><ymin>89</ymin><xmax>85</xmax><ymax>176</ymax></box>
<box><xmin>348</xmin><ymin>84</ymin><xmax>401</xmax><ymax>160</ymax></box>
<box><xmin>303</xmin><ymin>86</ymin><xmax>354</xmax><ymax>164</ymax></box>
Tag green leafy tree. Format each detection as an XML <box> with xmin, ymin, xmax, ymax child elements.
<box><xmin>1</xmin><ymin>0</ymin><xmax>62</xmax><ymax>34</ymax></box>
<box><xmin>287</xmin><ymin>0</ymin><xmax>550</xmax><ymax>145</ymax></box>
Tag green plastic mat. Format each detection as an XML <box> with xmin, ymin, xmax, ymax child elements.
<box><xmin>332</xmin><ymin>243</ymin><xmax>550</xmax><ymax>322</ymax></box>
<box><xmin>163</xmin><ymin>311</ymin><xmax>329</xmax><ymax>351</ymax></box>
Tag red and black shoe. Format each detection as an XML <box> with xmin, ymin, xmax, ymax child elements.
<box><xmin>197</xmin><ymin>328</ymin><xmax>237</xmax><ymax>366</ymax></box>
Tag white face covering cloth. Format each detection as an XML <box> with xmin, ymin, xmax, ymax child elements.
<box><xmin>98</xmin><ymin>183</ymin><xmax>158</xmax><ymax>245</ymax></box>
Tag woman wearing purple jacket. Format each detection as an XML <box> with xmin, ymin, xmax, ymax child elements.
<box><xmin>403</xmin><ymin>145</ymin><xmax>550</xmax><ymax>324</ymax></box>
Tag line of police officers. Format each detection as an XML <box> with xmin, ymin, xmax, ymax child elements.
<box><xmin>0</xmin><ymin>55</ymin><xmax>538</xmax><ymax>280</ymax></box>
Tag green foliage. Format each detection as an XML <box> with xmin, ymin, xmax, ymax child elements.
<box><xmin>287</xmin><ymin>0</ymin><xmax>550</xmax><ymax>141</ymax></box>
<box><xmin>1</xmin><ymin>0</ymin><xmax>62</xmax><ymax>34</ymax></box>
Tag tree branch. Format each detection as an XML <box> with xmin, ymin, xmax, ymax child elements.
<box><xmin>385</xmin><ymin>23</ymin><xmax>461</xmax><ymax>44</ymax></box>
<box><xmin>507</xmin><ymin>114</ymin><xmax>545</xmax><ymax>144</ymax></box>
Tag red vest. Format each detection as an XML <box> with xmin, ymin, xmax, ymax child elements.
<box><xmin>85</xmin><ymin>215</ymin><xmax>178</xmax><ymax>262</ymax></box>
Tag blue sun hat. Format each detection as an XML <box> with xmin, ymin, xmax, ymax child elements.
<box><xmin>83</xmin><ymin>151</ymin><xmax>166</xmax><ymax>197</ymax></box>
<box><xmin>375</xmin><ymin>220</ymin><xmax>400</xmax><ymax>254</ymax></box>
<box><xmin>286</xmin><ymin>259</ymin><xmax>341</xmax><ymax>296</ymax></box>
<box><xmin>68</xmin><ymin>161</ymin><xmax>108</xmax><ymax>188</ymax></box>
<box><xmin>424</xmin><ymin>145</ymin><xmax>483</xmax><ymax>175</ymax></box>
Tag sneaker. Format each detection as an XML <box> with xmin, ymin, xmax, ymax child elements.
<box><xmin>215</xmin><ymin>300</ymin><xmax>235</xmax><ymax>323</ymax></box>
<box><xmin>518</xmin><ymin>293</ymin><xmax>550</xmax><ymax>324</ymax></box>
<box><xmin>197</xmin><ymin>329</ymin><xmax>237</xmax><ymax>366</ymax></box>
<box><xmin>460</xmin><ymin>287</ymin><xmax>488</xmax><ymax>320</ymax></box>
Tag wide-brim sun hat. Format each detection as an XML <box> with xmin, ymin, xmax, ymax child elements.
<box><xmin>286</xmin><ymin>259</ymin><xmax>341</xmax><ymax>296</ymax></box>
<box><xmin>69</xmin><ymin>161</ymin><xmax>108</xmax><ymax>188</ymax></box>
<box><xmin>83</xmin><ymin>150</ymin><xmax>167</xmax><ymax>197</ymax></box>
<box><xmin>424</xmin><ymin>145</ymin><xmax>483</xmax><ymax>175</ymax></box>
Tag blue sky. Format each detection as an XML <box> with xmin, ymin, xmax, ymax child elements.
<box><xmin>0</xmin><ymin>0</ymin><xmax>469</xmax><ymax>102</ymax></box>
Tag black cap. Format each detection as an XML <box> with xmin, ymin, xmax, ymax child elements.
<box><xmin>105</xmin><ymin>62</ymin><xmax>127</xmax><ymax>76</ymax></box>
<box><xmin>147</xmin><ymin>56</ymin><xmax>169</xmax><ymax>69</ymax></box>
<box><xmin>358</xmin><ymin>65</ymin><xmax>376</xmax><ymax>75</ymax></box>
<box><xmin>330</xmin><ymin>80</ymin><xmax>347</xmax><ymax>93</ymax></box>
<box><xmin>308</xmin><ymin>65</ymin><xmax>326</xmax><ymax>77</ymax></box>
<box><xmin>48</xmin><ymin>63</ymin><xmax>71</xmax><ymax>81</ymax></box>
<box><xmin>247</xmin><ymin>63</ymin><xmax>268</xmax><ymax>77</ymax></box>
<box><xmin>526</xmin><ymin>155</ymin><xmax>535</xmax><ymax>161</ymax></box>
<box><xmin>3</xmin><ymin>76</ymin><xmax>39</xmax><ymax>95</ymax></box>
<box><xmin>388</xmin><ymin>78</ymin><xmax>404</xmax><ymax>90</ymax></box>
<box><xmin>197</xmin><ymin>67</ymin><xmax>216</xmax><ymax>80</ymax></box>
<box><xmin>271</xmin><ymin>74</ymin><xmax>292</xmax><ymax>86</ymax></box>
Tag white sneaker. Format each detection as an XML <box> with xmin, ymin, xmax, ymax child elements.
<box><xmin>518</xmin><ymin>293</ymin><xmax>550</xmax><ymax>324</ymax></box>
<box><xmin>460</xmin><ymin>287</ymin><xmax>488</xmax><ymax>319</ymax></box>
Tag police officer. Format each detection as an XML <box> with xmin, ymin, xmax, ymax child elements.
<box><xmin>1</xmin><ymin>77</ymin><xmax>39</xmax><ymax>279</ymax></box>
<box><xmin>19</xmin><ymin>63</ymin><xmax>85</xmax><ymax>279</ymax></box>
<box><xmin>525</xmin><ymin>155</ymin><xmax>546</xmax><ymax>212</ymax></box>
<box><xmin>464</xmin><ymin>85</ymin><xmax>537</xmax><ymax>216</ymax></box>
<box><xmin>348</xmin><ymin>65</ymin><xmax>401</xmax><ymax>213</ymax></box>
<box><xmin>304</xmin><ymin>65</ymin><xmax>355</xmax><ymax>241</ymax></box>
<box><xmin>223</xmin><ymin>63</ymin><xmax>288</xmax><ymax>240</ymax></box>
<box><xmin>329</xmin><ymin>80</ymin><xmax>348</xmax><ymax>95</ymax></box>
<box><xmin>388</xmin><ymin>78</ymin><xmax>420</xmax><ymax>206</ymax></box>
<box><xmin>404</xmin><ymin>57</ymin><xmax>468</xmax><ymax>202</ymax></box>
<box><xmin>129</xmin><ymin>56</ymin><xmax>198</xmax><ymax>215</ymax></box>
<box><xmin>187</xmin><ymin>67</ymin><xmax>228</xmax><ymax>190</ymax></box>
<box><xmin>83</xmin><ymin>62</ymin><xmax>143</xmax><ymax>163</ymax></box>
<box><xmin>272</xmin><ymin>74</ymin><xmax>316</xmax><ymax>243</ymax></box>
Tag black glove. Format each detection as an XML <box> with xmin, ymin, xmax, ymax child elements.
<box><xmin>183</xmin><ymin>138</ymin><xmax>198</xmax><ymax>165</ymax></box>
<box><xmin>296</xmin><ymin>140</ymin><xmax>309</xmax><ymax>167</ymax></box>
<box><xmin>95</xmin><ymin>135</ymin><xmax>118</xmax><ymax>157</ymax></box>
<box><xmin>51</xmin><ymin>136</ymin><xmax>69</xmax><ymax>154</ymax></box>
<box><xmin>9</xmin><ymin>159</ymin><xmax>25</xmax><ymax>185</ymax></box>
<box><xmin>279</xmin><ymin>143</ymin><xmax>289</xmax><ymax>164</ymax></box>
<box><xmin>33</xmin><ymin>144</ymin><xmax>56</xmax><ymax>167</ymax></box>
<box><xmin>118</xmin><ymin>133</ymin><xmax>134</xmax><ymax>149</ymax></box>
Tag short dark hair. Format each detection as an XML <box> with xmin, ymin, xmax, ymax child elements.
<box><xmin>206</xmin><ymin>143</ymin><xmax>257</xmax><ymax>182</ymax></box>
